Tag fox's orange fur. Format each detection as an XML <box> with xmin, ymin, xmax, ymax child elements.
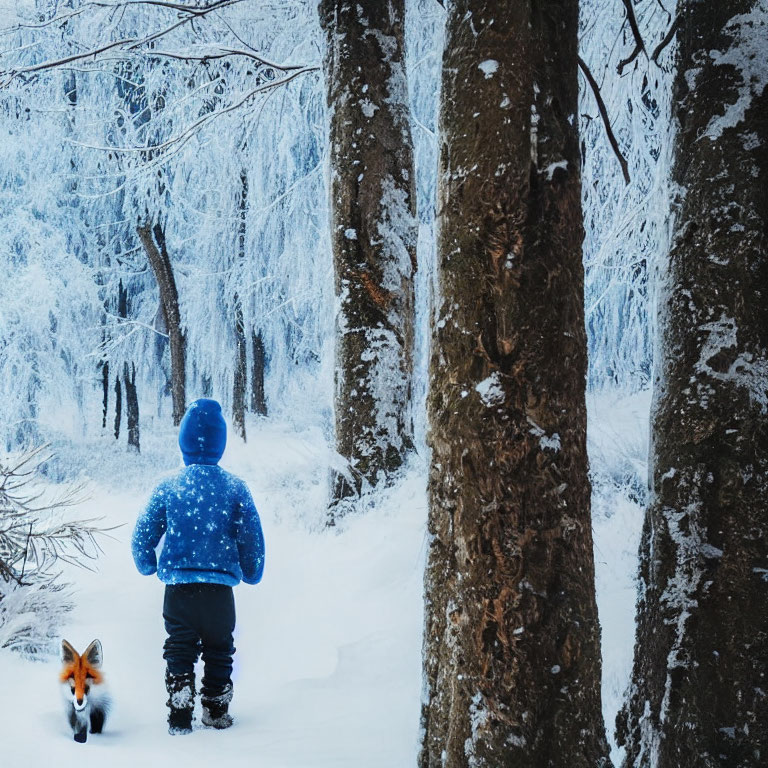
<box><xmin>60</xmin><ymin>652</ymin><xmax>104</xmax><ymax>699</ymax></box>
<box><xmin>60</xmin><ymin>639</ymin><xmax>110</xmax><ymax>743</ymax></box>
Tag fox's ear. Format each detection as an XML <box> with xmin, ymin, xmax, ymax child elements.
<box><xmin>84</xmin><ymin>639</ymin><xmax>103</xmax><ymax>667</ymax></box>
<box><xmin>61</xmin><ymin>639</ymin><xmax>77</xmax><ymax>665</ymax></box>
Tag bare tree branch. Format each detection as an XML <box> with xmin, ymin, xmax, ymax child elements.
<box><xmin>617</xmin><ymin>0</ymin><xmax>646</xmax><ymax>76</ymax></box>
<box><xmin>68</xmin><ymin>65</ymin><xmax>319</xmax><ymax>160</ymax></box>
<box><xmin>652</xmin><ymin>15</ymin><xmax>680</xmax><ymax>65</ymax></box>
<box><xmin>0</xmin><ymin>0</ymin><xmax>246</xmax><ymax>36</ymax></box>
<box><xmin>578</xmin><ymin>55</ymin><xmax>631</xmax><ymax>185</ymax></box>
<box><xmin>144</xmin><ymin>46</ymin><xmax>310</xmax><ymax>71</ymax></box>
<box><xmin>0</xmin><ymin>0</ymin><xmax>250</xmax><ymax>87</ymax></box>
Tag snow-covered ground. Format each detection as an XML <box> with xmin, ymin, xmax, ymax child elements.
<box><xmin>0</xmin><ymin>390</ymin><xmax>648</xmax><ymax>766</ymax></box>
<box><xmin>1</xmin><ymin>421</ymin><xmax>428</xmax><ymax>767</ymax></box>
<box><xmin>589</xmin><ymin>389</ymin><xmax>651</xmax><ymax>766</ymax></box>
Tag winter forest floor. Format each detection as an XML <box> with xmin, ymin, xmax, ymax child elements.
<box><xmin>0</xmin><ymin>390</ymin><xmax>648</xmax><ymax>767</ymax></box>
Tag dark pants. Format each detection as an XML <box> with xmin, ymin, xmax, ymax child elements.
<box><xmin>163</xmin><ymin>583</ymin><xmax>236</xmax><ymax>697</ymax></box>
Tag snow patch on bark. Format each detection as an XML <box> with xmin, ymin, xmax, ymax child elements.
<box><xmin>543</xmin><ymin>160</ymin><xmax>568</xmax><ymax>180</ymax></box>
<box><xmin>475</xmin><ymin>373</ymin><xmax>504</xmax><ymax>405</ymax></box>
<box><xmin>359</xmin><ymin>325</ymin><xmax>410</xmax><ymax>460</ymax></box>
<box><xmin>477</xmin><ymin>59</ymin><xmax>499</xmax><ymax>78</ymax></box>
<box><xmin>377</xmin><ymin>174</ymin><xmax>417</xmax><ymax>299</ymax></box>
<box><xmin>695</xmin><ymin>313</ymin><xmax>768</xmax><ymax>412</ymax></box>
<box><xmin>526</xmin><ymin>417</ymin><xmax>560</xmax><ymax>452</ymax></box>
<box><xmin>704</xmin><ymin>2</ymin><xmax>768</xmax><ymax>140</ymax></box>
<box><xmin>464</xmin><ymin>691</ymin><xmax>490</xmax><ymax>767</ymax></box>
<box><xmin>360</xmin><ymin>98</ymin><xmax>379</xmax><ymax>118</ymax></box>
<box><xmin>658</xmin><ymin>490</ymin><xmax>710</xmax><ymax>726</ymax></box>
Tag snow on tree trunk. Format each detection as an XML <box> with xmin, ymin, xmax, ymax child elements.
<box><xmin>100</xmin><ymin>360</ymin><xmax>109</xmax><ymax>431</ymax></box>
<box><xmin>233</xmin><ymin>302</ymin><xmax>247</xmax><ymax>440</ymax></box>
<box><xmin>114</xmin><ymin>375</ymin><xmax>122</xmax><ymax>441</ymax></box>
<box><xmin>318</xmin><ymin>0</ymin><xmax>418</xmax><ymax>506</ymax></box>
<box><xmin>137</xmin><ymin>221</ymin><xmax>186</xmax><ymax>427</ymax></box>
<box><xmin>250</xmin><ymin>330</ymin><xmax>267</xmax><ymax>417</ymax></box>
<box><xmin>617</xmin><ymin>3</ymin><xmax>768</xmax><ymax>766</ymax></box>
<box><xmin>233</xmin><ymin>169</ymin><xmax>249</xmax><ymax>441</ymax></box>
<box><xmin>419</xmin><ymin>2</ymin><xmax>611</xmax><ymax>766</ymax></box>
<box><xmin>123</xmin><ymin>361</ymin><xmax>140</xmax><ymax>453</ymax></box>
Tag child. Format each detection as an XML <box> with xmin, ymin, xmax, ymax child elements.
<box><xmin>131</xmin><ymin>398</ymin><xmax>265</xmax><ymax>734</ymax></box>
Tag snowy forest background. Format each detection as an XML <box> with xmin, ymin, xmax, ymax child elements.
<box><xmin>0</xmin><ymin>0</ymin><xmax>668</xmax><ymax>453</ymax></box>
<box><xmin>3</xmin><ymin>0</ymin><xmax>762</xmax><ymax>766</ymax></box>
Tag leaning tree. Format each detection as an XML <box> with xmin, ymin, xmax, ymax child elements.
<box><xmin>419</xmin><ymin>1</ymin><xmax>611</xmax><ymax>766</ymax></box>
<box><xmin>617</xmin><ymin>2</ymin><xmax>768</xmax><ymax>766</ymax></box>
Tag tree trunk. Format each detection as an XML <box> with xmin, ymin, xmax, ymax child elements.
<box><xmin>114</xmin><ymin>375</ymin><xmax>122</xmax><ymax>441</ymax></box>
<box><xmin>232</xmin><ymin>168</ymin><xmax>248</xmax><ymax>441</ymax></box>
<box><xmin>318</xmin><ymin>0</ymin><xmax>418</xmax><ymax>506</ymax></box>
<box><xmin>123</xmin><ymin>361</ymin><xmax>140</xmax><ymax>453</ymax></box>
<box><xmin>233</xmin><ymin>302</ymin><xmax>247</xmax><ymax>441</ymax></box>
<box><xmin>137</xmin><ymin>221</ymin><xmax>186</xmax><ymax>426</ymax></box>
<box><xmin>617</xmin><ymin>3</ymin><xmax>768</xmax><ymax>766</ymax></box>
<box><xmin>420</xmin><ymin>3</ymin><xmax>610</xmax><ymax>766</ymax></box>
<box><xmin>250</xmin><ymin>330</ymin><xmax>267</xmax><ymax>416</ymax></box>
<box><xmin>101</xmin><ymin>360</ymin><xmax>109</xmax><ymax>430</ymax></box>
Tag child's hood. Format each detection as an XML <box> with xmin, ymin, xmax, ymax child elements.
<box><xmin>178</xmin><ymin>398</ymin><xmax>227</xmax><ymax>466</ymax></box>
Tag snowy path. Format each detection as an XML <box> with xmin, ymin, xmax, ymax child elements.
<box><xmin>1</xmin><ymin>426</ymin><xmax>428</xmax><ymax>767</ymax></box>
<box><xmin>1</xmin><ymin>392</ymin><xmax>646</xmax><ymax>766</ymax></box>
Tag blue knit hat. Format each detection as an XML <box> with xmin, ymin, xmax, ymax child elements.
<box><xmin>178</xmin><ymin>398</ymin><xmax>227</xmax><ymax>466</ymax></box>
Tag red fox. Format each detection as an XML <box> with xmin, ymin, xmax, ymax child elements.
<box><xmin>60</xmin><ymin>639</ymin><xmax>110</xmax><ymax>743</ymax></box>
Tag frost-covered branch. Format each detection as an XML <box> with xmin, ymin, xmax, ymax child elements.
<box><xmin>578</xmin><ymin>55</ymin><xmax>631</xmax><ymax>184</ymax></box>
<box><xmin>0</xmin><ymin>447</ymin><xmax>117</xmax><ymax>584</ymax></box>
<box><xmin>69</xmin><ymin>66</ymin><xmax>319</xmax><ymax>160</ymax></box>
<box><xmin>0</xmin><ymin>0</ymin><xmax>247</xmax><ymax>37</ymax></box>
<box><xmin>0</xmin><ymin>445</ymin><xmax>118</xmax><ymax>657</ymax></box>
<box><xmin>145</xmin><ymin>46</ymin><xmax>311</xmax><ymax>70</ymax></box>
<box><xmin>0</xmin><ymin>0</ymin><xmax>252</xmax><ymax>87</ymax></box>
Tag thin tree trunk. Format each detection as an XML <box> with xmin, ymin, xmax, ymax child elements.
<box><xmin>617</xmin><ymin>2</ymin><xmax>768</xmax><ymax>766</ymax></box>
<box><xmin>137</xmin><ymin>221</ymin><xmax>186</xmax><ymax>426</ymax></box>
<box><xmin>113</xmin><ymin>279</ymin><xmax>128</xmax><ymax>442</ymax></box>
<box><xmin>232</xmin><ymin>168</ymin><xmax>248</xmax><ymax>441</ymax></box>
<box><xmin>232</xmin><ymin>303</ymin><xmax>247</xmax><ymax>440</ymax></box>
<box><xmin>319</xmin><ymin>0</ymin><xmax>417</xmax><ymax>507</ymax></box>
<box><xmin>114</xmin><ymin>375</ymin><xmax>122</xmax><ymax>441</ymax></box>
<box><xmin>250</xmin><ymin>330</ymin><xmax>267</xmax><ymax>416</ymax></box>
<box><xmin>101</xmin><ymin>360</ymin><xmax>109</xmax><ymax>430</ymax></box>
<box><xmin>123</xmin><ymin>361</ymin><xmax>140</xmax><ymax>453</ymax></box>
<box><xmin>420</xmin><ymin>2</ymin><xmax>610</xmax><ymax>766</ymax></box>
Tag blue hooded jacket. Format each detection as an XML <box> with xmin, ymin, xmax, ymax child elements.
<box><xmin>131</xmin><ymin>399</ymin><xmax>265</xmax><ymax>586</ymax></box>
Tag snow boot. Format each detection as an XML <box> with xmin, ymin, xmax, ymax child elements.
<box><xmin>201</xmin><ymin>683</ymin><xmax>233</xmax><ymax>729</ymax></box>
<box><xmin>166</xmin><ymin>670</ymin><xmax>195</xmax><ymax>735</ymax></box>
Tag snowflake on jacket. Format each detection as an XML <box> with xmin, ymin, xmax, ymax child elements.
<box><xmin>131</xmin><ymin>398</ymin><xmax>265</xmax><ymax>586</ymax></box>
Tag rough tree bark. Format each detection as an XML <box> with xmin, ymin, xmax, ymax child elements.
<box><xmin>123</xmin><ymin>361</ymin><xmax>140</xmax><ymax>453</ymax></box>
<box><xmin>420</xmin><ymin>3</ymin><xmax>610</xmax><ymax>767</ymax></box>
<box><xmin>101</xmin><ymin>360</ymin><xmax>109</xmax><ymax>430</ymax></box>
<box><xmin>318</xmin><ymin>0</ymin><xmax>418</xmax><ymax>506</ymax></box>
<box><xmin>250</xmin><ymin>330</ymin><xmax>267</xmax><ymax>416</ymax></box>
<box><xmin>232</xmin><ymin>168</ymin><xmax>249</xmax><ymax>441</ymax></box>
<box><xmin>137</xmin><ymin>221</ymin><xmax>186</xmax><ymax>426</ymax></box>
<box><xmin>233</xmin><ymin>304</ymin><xmax>247</xmax><ymax>439</ymax></box>
<box><xmin>114</xmin><ymin>376</ymin><xmax>122</xmax><ymax>441</ymax></box>
<box><xmin>617</xmin><ymin>2</ymin><xmax>768</xmax><ymax>766</ymax></box>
